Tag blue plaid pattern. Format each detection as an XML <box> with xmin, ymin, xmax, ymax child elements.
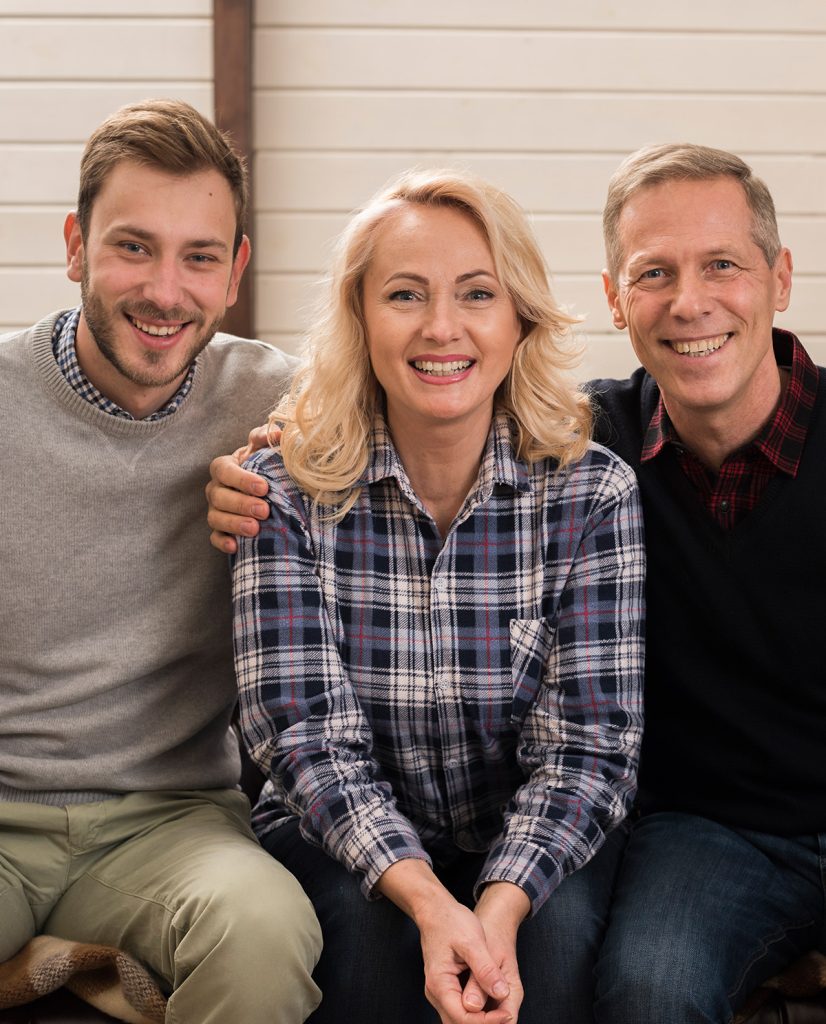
<box><xmin>233</xmin><ymin>414</ymin><xmax>645</xmax><ymax>912</ymax></box>
<box><xmin>52</xmin><ymin>307</ymin><xmax>195</xmax><ymax>420</ymax></box>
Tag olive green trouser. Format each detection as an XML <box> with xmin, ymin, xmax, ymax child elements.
<box><xmin>0</xmin><ymin>789</ymin><xmax>322</xmax><ymax>1023</ymax></box>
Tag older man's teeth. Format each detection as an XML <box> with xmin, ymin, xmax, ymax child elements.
<box><xmin>413</xmin><ymin>360</ymin><xmax>472</xmax><ymax>376</ymax></box>
<box><xmin>129</xmin><ymin>316</ymin><xmax>184</xmax><ymax>337</ymax></box>
<box><xmin>671</xmin><ymin>334</ymin><xmax>729</xmax><ymax>356</ymax></box>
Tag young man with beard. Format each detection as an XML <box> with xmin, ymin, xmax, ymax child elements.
<box><xmin>207</xmin><ymin>143</ymin><xmax>826</xmax><ymax>1023</ymax></box>
<box><xmin>0</xmin><ymin>100</ymin><xmax>321</xmax><ymax>1024</ymax></box>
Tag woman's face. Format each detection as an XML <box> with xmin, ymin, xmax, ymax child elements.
<box><xmin>361</xmin><ymin>203</ymin><xmax>522</xmax><ymax>439</ymax></box>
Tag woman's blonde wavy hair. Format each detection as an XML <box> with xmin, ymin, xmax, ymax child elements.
<box><xmin>272</xmin><ymin>167</ymin><xmax>593</xmax><ymax>515</ymax></box>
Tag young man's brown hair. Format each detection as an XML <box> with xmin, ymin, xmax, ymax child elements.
<box><xmin>76</xmin><ymin>99</ymin><xmax>248</xmax><ymax>254</ymax></box>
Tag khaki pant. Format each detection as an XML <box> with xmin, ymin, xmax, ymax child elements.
<box><xmin>0</xmin><ymin>790</ymin><xmax>322</xmax><ymax>1023</ymax></box>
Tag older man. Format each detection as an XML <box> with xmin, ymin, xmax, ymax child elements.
<box><xmin>589</xmin><ymin>143</ymin><xmax>822</xmax><ymax>1023</ymax></box>
<box><xmin>207</xmin><ymin>143</ymin><xmax>825</xmax><ymax>1023</ymax></box>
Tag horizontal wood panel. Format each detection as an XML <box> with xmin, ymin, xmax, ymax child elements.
<box><xmin>254</xmin><ymin>271</ymin><xmax>826</xmax><ymax>338</ymax></box>
<box><xmin>255</xmin><ymin>152</ymin><xmax>622</xmax><ymax>212</ymax></box>
<box><xmin>254</xmin><ymin>152</ymin><xmax>826</xmax><ymax>217</ymax></box>
<box><xmin>0</xmin><ymin>85</ymin><xmax>212</xmax><ymax>142</ymax></box>
<box><xmin>0</xmin><ymin>1</ymin><xmax>209</xmax><ymax>13</ymax></box>
<box><xmin>0</xmin><ymin>145</ymin><xmax>81</xmax><ymax>203</ymax></box>
<box><xmin>253</xmin><ymin>212</ymin><xmax>603</xmax><ymax>273</ymax></box>
<box><xmin>6</xmin><ymin>147</ymin><xmax>821</xmax><ymax>217</ymax></box>
<box><xmin>255</xmin><ymin>92</ymin><xmax>826</xmax><ymax>154</ymax></box>
<box><xmin>1</xmin><ymin>20</ymin><xmax>211</xmax><ymax>80</ymax></box>
<box><xmin>255</xmin><ymin>28</ymin><xmax>826</xmax><ymax>92</ymax></box>
<box><xmin>255</xmin><ymin>0</ymin><xmax>826</xmax><ymax>33</ymax></box>
<box><xmin>0</xmin><ymin>208</ymin><xmax>67</xmax><ymax>265</ymax></box>
<box><xmin>0</xmin><ymin>268</ymin><xmax>79</xmax><ymax>323</ymax></box>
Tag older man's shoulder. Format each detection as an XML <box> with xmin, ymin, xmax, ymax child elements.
<box><xmin>583</xmin><ymin>367</ymin><xmax>659</xmax><ymax>467</ymax></box>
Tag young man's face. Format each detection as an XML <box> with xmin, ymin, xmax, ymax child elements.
<box><xmin>603</xmin><ymin>176</ymin><xmax>792</xmax><ymax>431</ymax></box>
<box><xmin>65</xmin><ymin>160</ymin><xmax>250</xmax><ymax>418</ymax></box>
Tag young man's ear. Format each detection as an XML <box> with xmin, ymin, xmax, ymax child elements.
<box><xmin>64</xmin><ymin>212</ymin><xmax>84</xmax><ymax>284</ymax></box>
<box><xmin>602</xmin><ymin>269</ymin><xmax>628</xmax><ymax>331</ymax></box>
<box><xmin>226</xmin><ymin>235</ymin><xmax>252</xmax><ymax>308</ymax></box>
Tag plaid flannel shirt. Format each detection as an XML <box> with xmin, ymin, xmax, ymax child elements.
<box><xmin>641</xmin><ymin>330</ymin><xmax>818</xmax><ymax>529</ymax></box>
<box><xmin>52</xmin><ymin>307</ymin><xmax>195</xmax><ymax>421</ymax></box>
<box><xmin>233</xmin><ymin>414</ymin><xmax>645</xmax><ymax>913</ymax></box>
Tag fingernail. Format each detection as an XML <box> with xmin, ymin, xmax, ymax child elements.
<box><xmin>254</xmin><ymin>502</ymin><xmax>269</xmax><ymax>518</ymax></box>
<box><xmin>493</xmin><ymin>982</ymin><xmax>508</xmax><ymax>998</ymax></box>
<box><xmin>466</xmin><ymin>994</ymin><xmax>483</xmax><ymax>1009</ymax></box>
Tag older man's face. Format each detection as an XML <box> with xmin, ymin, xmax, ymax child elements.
<box><xmin>603</xmin><ymin>176</ymin><xmax>792</xmax><ymax>430</ymax></box>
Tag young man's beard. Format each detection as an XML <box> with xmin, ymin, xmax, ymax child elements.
<box><xmin>80</xmin><ymin>270</ymin><xmax>224</xmax><ymax>390</ymax></box>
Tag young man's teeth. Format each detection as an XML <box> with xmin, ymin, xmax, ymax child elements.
<box><xmin>129</xmin><ymin>316</ymin><xmax>183</xmax><ymax>337</ymax></box>
<box><xmin>672</xmin><ymin>334</ymin><xmax>729</xmax><ymax>356</ymax></box>
<box><xmin>413</xmin><ymin>359</ymin><xmax>472</xmax><ymax>376</ymax></box>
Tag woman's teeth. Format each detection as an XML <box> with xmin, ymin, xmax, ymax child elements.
<box><xmin>413</xmin><ymin>359</ymin><xmax>472</xmax><ymax>376</ymax></box>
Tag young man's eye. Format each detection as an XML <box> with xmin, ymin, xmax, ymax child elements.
<box><xmin>188</xmin><ymin>253</ymin><xmax>215</xmax><ymax>264</ymax></box>
<box><xmin>120</xmin><ymin>242</ymin><xmax>145</xmax><ymax>255</ymax></box>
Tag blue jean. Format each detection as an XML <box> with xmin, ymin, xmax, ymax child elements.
<box><xmin>594</xmin><ymin>812</ymin><xmax>826</xmax><ymax>1024</ymax></box>
<box><xmin>263</xmin><ymin>820</ymin><xmax>628</xmax><ymax>1024</ymax></box>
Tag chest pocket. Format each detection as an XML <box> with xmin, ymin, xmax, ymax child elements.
<box><xmin>509</xmin><ymin>617</ymin><xmax>555</xmax><ymax>724</ymax></box>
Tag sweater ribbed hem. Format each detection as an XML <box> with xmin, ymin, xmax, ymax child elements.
<box><xmin>0</xmin><ymin>785</ymin><xmax>117</xmax><ymax>806</ymax></box>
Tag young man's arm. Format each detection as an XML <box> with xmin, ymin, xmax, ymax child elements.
<box><xmin>206</xmin><ymin>425</ymin><xmax>271</xmax><ymax>552</ymax></box>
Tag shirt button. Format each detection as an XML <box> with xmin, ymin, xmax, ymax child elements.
<box><xmin>433</xmin><ymin>577</ymin><xmax>446</xmax><ymax>592</ymax></box>
<box><xmin>720</xmin><ymin>500</ymin><xmax>729</xmax><ymax>512</ymax></box>
<box><xmin>446</xmin><ymin>758</ymin><xmax>459</xmax><ymax>769</ymax></box>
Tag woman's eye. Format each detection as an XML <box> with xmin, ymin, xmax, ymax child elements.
<box><xmin>388</xmin><ymin>289</ymin><xmax>418</xmax><ymax>302</ymax></box>
<box><xmin>466</xmin><ymin>288</ymin><xmax>494</xmax><ymax>301</ymax></box>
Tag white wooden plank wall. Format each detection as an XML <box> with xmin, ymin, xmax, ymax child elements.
<box><xmin>0</xmin><ymin>0</ymin><xmax>212</xmax><ymax>335</ymax></box>
<box><xmin>253</xmin><ymin>0</ymin><xmax>826</xmax><ymax>379</ymax></box>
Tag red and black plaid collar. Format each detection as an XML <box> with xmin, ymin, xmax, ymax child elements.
<box><xmin>640</xmin><ymin>329</ymin><xmax>819</xmax><ymax>474</ymax></box>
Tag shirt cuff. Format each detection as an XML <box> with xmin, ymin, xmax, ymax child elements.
<box><xmin>474</xmin><ymin>834</ymin><xmax>564</xmax><ymax>915</ymax></box>
<box><xmin>335</xmin><ymin>810</ymin><xmax>432</xmax><ymax>900</ymax></box>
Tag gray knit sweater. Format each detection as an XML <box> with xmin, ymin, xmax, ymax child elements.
<box><xmin>0</xmin><ymin>312</ymin><xmax>297</xmax><ymax>804</ymax></box>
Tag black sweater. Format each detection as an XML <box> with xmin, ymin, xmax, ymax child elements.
<box><xmin>591</xmin><ymin>368</ymin><xmax>826</xmax><ymax>834</ymax></box>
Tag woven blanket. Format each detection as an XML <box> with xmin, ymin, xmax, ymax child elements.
<box><xmin>0</xmin><ymin>935</ymin><xmax>167</xmax><ymax>1023</ymax></box>
<box><xmin>735</xmin><ymin>951</ymin><xmax>826</xmax><ymax>1022</ymax></box>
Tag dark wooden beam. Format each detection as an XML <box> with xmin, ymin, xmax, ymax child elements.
<box><xmin>213</xmin><ymin>0</ymin><xmax>254</xmax><ymax>339</ymax></box>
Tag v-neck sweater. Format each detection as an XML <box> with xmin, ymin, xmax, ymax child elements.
<box><xmin>0</xmin><ymin>312</ymin><xmax>297</xmax><ymax>804</ymax></box>
<box><xmin>592</xmin><ymin>365</ymin><xmax>826</xmax><ymax>834</ymax></box>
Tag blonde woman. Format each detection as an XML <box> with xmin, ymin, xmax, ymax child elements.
<box><xmin>229</xmin><ymin>170</ymin><xmax>645</xmax><ymax>1024</ymax></box>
